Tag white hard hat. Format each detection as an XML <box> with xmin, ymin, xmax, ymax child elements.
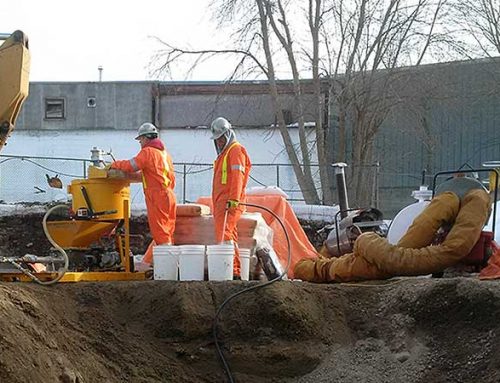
<box><xmin>135</xmin><ymin>123</ymin><xmax>158</xmax><ymax>140</ymax></box>
<box><xmin>210</xmin><ymin>117</ymin><xmax>231</xmax><ymax>140</ymax></box>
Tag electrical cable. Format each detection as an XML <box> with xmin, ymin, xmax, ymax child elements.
<box><xmin>212</xmin><ymin>201</ymin><xmax>292</xmax><ymax>383</ymax></box>
<box><xmin>3</xmin><ymin>157</ymin><xmax>83</xmax><ymax>178</ymax></box>
<box><xmin>174</xmin><ymin>166</ymin><xmax>213</xmax><ymax>175</ymax></box>
<box><xmin>248</xmin><ymin>174</ymin><xmax>269</xmax><ymax>187</ymax></box>
<box><xmin>248</xmin><ymin>174</ymin><xmax>322</xmax><ymax>193</ymax></box>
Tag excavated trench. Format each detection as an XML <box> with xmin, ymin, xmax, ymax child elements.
<box><xmin>1</xmin><ymin>213</ymin><xmax>500</xmax><ymax>382</ymax></box>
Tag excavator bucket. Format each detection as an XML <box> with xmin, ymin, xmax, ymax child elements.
<box><xmin>0</xmin><ymin>30</ymin><xmax>30</xmax><ymax>152</ymax></box>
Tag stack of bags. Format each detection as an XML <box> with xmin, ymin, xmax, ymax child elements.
<box><xmin>174</xmin><ymin>204</ymin><xmax>259</xmax><ymax>250</ymax></box>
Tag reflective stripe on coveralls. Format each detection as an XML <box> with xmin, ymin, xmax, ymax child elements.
<box><xmin>213</xmin><ymin>141</ymin><xmax>251</xmax><ymax>276</ymax></box>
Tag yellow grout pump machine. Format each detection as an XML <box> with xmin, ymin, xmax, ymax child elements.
<box><xmin>0</xmin><ymin>148</ymin><xmax>146</xmax><ymax>284</ymax></box>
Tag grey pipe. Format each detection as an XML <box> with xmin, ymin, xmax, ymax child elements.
<box><xmin>332</xmin><ymin>162</ymin><xmax>349</xmax><ymax>219</ymax></box>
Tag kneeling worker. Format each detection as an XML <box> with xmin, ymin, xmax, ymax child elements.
<box><xmin>210</xmin><ymin>117</ymin><xmax>251</xmax><ymax>280</ymax></box>
<box><xmin>110</xmin><ymin>123</ymin><xmax>177</xmax><ymax>252</ymax></box>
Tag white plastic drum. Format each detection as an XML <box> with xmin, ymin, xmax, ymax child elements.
<box><xmin>153</xmin><ymin>245</ymin><xmax>180</xmax><ymax>280</ymax></box>
<box><xmin>179</xmin><ymin>245</ymin><xmax>206</xmax><ymax>281</ymax></box>
<box><xmin>387</xmin><ymin>201</ymin><xmax>430</xmax><ymax>244</ymax></box>
<box><xmin>207</xmin><ymin>244</ymin><xmax>234</xmax><ymax>281</ymax></box>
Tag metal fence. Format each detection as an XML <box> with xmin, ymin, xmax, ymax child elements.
<box><xmin>0</xmin><ymin>154</ymin><xmax>437</xmax><ymax>216</ymax></box>
<box><xmin>0</xmin><ymin>154</ymin><xmax>316</xmax><ymax>206</ymax></box>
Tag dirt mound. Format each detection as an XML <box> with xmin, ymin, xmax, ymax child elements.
<box><xmin>1</xmin><ymin>212</ymin><xmax>500</xmax><ymax>382</ymax></box>
<box><xmin>1</xmin><ymin>278</ymin><xmax>500</xmax><ymax>382</ymax></box>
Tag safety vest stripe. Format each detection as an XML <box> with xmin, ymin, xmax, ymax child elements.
<box><xmin>162</xmin><ymin>150</ymin><xmax>170</xmax><ymax>188</ymax></box>
<box><xmin>142</xmin><ymin>150</ymin><xmax>170</xmax><ymax>190</ymax></box>
<box><xmin>221</xmin><ymin>142</ymin><xmax>240</xmax><ymax>185</ymax></box>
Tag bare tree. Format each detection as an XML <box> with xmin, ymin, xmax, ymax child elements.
<box><xmin>151</xmin><ymin>0</ymin><xmax>454</xmax><ymax>206</ymax></box>
<box><xmin>322</xmin><ymin>0</ymin><xmax>451</xmax><ymax>205</ymax></box>
<box><xmin>453</xmin><ymin>0</ymin><xmax>500</xmax><ymax>56</ymax></box>
<box><xmin>150</xmin><ymin>0</ymin><xmax>333</xmax><ymax>204</ymax></box>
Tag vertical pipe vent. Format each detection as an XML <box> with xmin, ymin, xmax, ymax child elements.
<box><xmin>332</xmin><ymin>163</ymin><xmax>349</xmax><ymax>219</ymax></box>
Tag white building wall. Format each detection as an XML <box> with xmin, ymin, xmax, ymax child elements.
<box><xmin>0</xmin><ymin>127</ymin><xmax>317</xmax><ymax>207</ymax></box>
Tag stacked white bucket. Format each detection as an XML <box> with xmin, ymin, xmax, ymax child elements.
<box><xmin>153</xmin><ymin>245</ymin><xmax>205</xmax><ymax>281</ymax></box>
<box><xmin>153</xmin><ymin>245</ymin><xmax>181</xmax><ymax>280</ymax></box>
<box><xmin>179</xmin><ymin>245</ymin><xmax>205</xmax><ymax>280</ymax></box>
<box><xmin>153</xmin><ymin>244</ymin><xmax>251</xmax><ymax>281</ymax></box>
<box><xmin>206</xmin><ymin>245</ymin><xmax>235</xmax><ymax>281</ymax></box>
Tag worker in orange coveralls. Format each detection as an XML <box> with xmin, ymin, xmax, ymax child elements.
<box><xmin>110</xmin><ymin>122</ymin><xmax>177</xmax><ymax>250</ymax></box>
<box><xmin>210</xmin><ymin>117</ymin><xmax>251</xmax><ymax>280</ymax></box>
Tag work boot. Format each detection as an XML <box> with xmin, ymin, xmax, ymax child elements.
<box><xmin>233</xmin><ymin>274</ymin><xmax>241</xmax><ymax>281</ymax></box>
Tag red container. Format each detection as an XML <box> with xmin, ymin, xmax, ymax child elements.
<box><xmin>462</xmin><ymin>231</ymin><xmax>494</xmax><ymax>266</ymax></box>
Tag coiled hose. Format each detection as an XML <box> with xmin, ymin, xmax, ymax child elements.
<box><xmin>212</xmin><ymin>201</ymin><xmax>292</xmax><ymax>383</ymax></box>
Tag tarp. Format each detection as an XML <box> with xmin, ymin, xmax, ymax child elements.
<box><xmin>479</xmin><ymin>241</ymin><xmax>500</xmax><ymax>280</ymax></box>
<box><xmin>197</xmin><ymin>194</ymin><xmax>319</xmax><ymax>279</ymax></box>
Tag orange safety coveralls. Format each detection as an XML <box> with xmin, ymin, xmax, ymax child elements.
<box><xmin>212</xmin><ymin>141</ymin><xmax>251</xmax><ymax>277</ymax></box>
<box><xmin>111</xmin><ymin>139</ymin><xmax>177</xmax><ymax>256</ymax></box>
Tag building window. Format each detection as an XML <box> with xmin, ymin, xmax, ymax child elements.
<box><xmin>45</xmin><ymin>98</ymin><xmax>65</xmax><ymax>119</ymax></box>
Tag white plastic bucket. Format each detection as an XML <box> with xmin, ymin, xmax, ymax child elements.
<box><xmin>207</xmin><ymin>245</ymin><xmax>234</xmax><ymax>281</ymax></box>
<box><xmin>179</xmin><ymin>245</ymin><xmax>206</xmax><ymax>281</ymax></box>
<box><xmin>153</xmin><ymin>245</ymin><xmax>180</xmax><ymax>280</ymax></box>
<box><xmin>239</xmin><ymin>248</ymin><xmax>251</xmax><ymax>281</ymax></box>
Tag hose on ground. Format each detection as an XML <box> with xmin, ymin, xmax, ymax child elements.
<box><xmin>212</xmin><ymin>202</ymin><xmax>292</xmax><ymax>383</ymax></box>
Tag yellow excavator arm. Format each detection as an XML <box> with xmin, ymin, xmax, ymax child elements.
<box><xmin>0</xmin><ymin>30</ymin><xmax>30</xmax><ymax>152</ymax></box>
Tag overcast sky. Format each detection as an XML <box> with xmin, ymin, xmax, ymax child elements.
<box><xmin>4</xmin><ymin>0</ymin><xmax>234</xmax><ymax>82</ymax></box>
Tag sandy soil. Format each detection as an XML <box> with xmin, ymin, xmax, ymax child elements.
<box><xmin>1</xmin><ymin>213</ymin><xmax>500</xmax><ymax>382</ymax></box>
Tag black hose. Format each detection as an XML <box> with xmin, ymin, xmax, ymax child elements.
<box><xmin>212</xmin><ymin>201</ymin><xmax>292</xmax><ymax>383</ymax></box>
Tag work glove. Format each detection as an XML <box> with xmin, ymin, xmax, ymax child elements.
<box><xmin>227</xmin><ymin>199</ymin><xmax>240</xmax><ymax>209</ymax></box>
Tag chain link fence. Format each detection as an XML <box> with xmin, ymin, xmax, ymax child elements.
<box><xmin>0</xmin><ymin>155</ymin><xmax>89</xmax><ymax>204</ymax></box>
<box><xmin>0</xmin><ymin>155</ymin><xmax>313</xmax><ymax>206</ymax></box>
<box><xmin>0</xmin><ymin>154</ymin><xmax>431</xmax><ymax>216</ymax></box>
